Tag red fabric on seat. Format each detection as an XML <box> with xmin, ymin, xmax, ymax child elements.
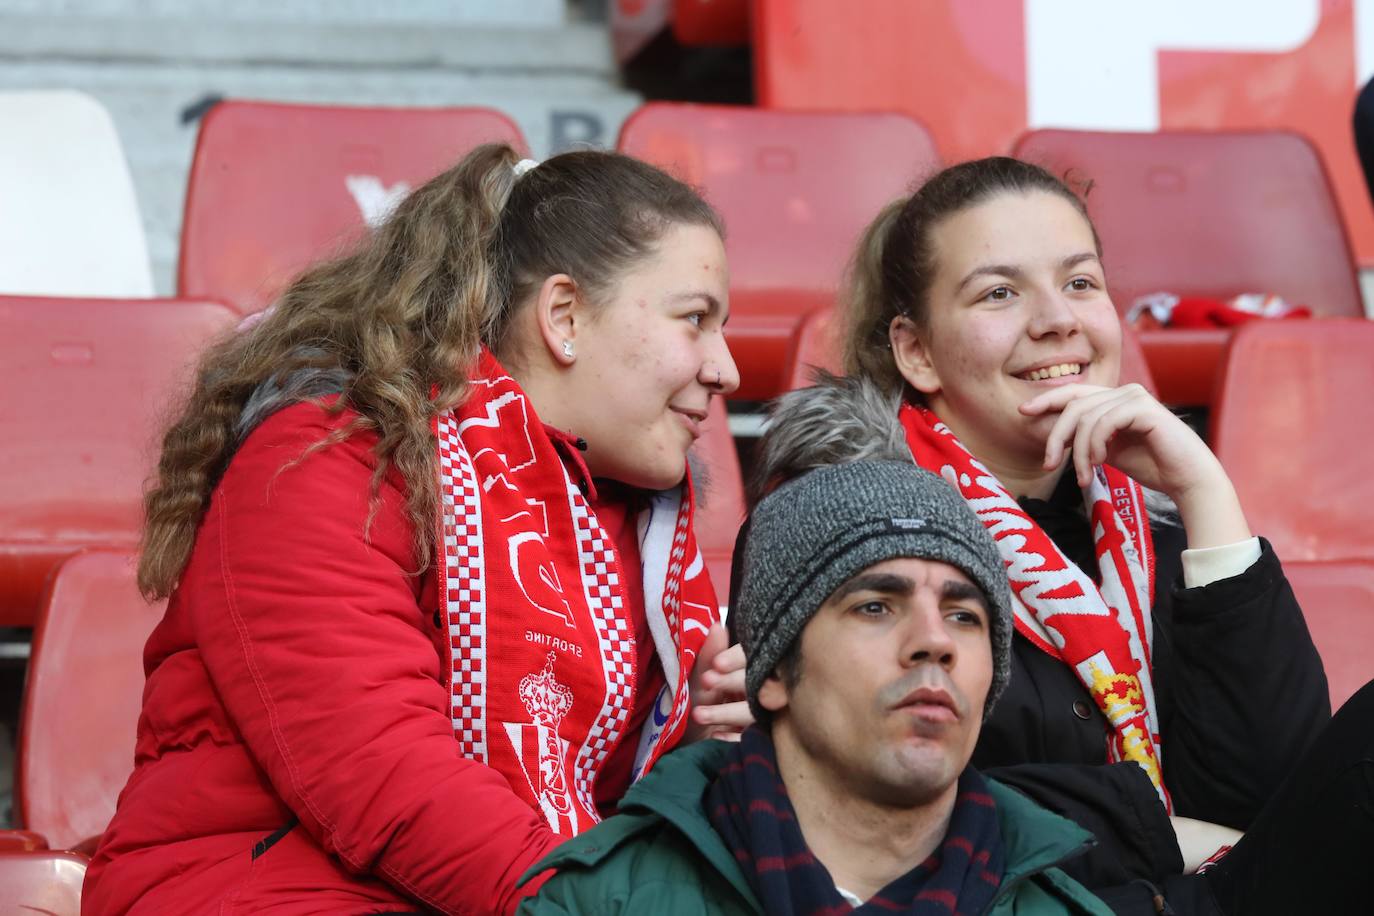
<box><xmin>0</xmin><ymin>851</ymin><xmax>87</xmax><ymax>915</ymax></box>
<box><xmin>17</xmin><ymin>550</ymin><xmax>163</xmax><ymax>851</ymax></box>
<box><xmin>1013</xmin><ymin>129</ymin><xmax>1361</xmax><ymax>406</ymax></box>
<box><xmin>177</xmin><ymin>100</ymin><xmax>527</xmax><ymax>316</ymax></box>
<box><xmin>1211</xmin><ymin>319</ymin><xmax>1374</xmax><ymax>562</ymax></box>
<box><xmin>1283</xmin><ymin>561</ymin><xmax>1374</xmax><ymax>709</ymax></box>
<box><xmin>618</xmin><ymin>103</ymin><xmax>939</xmax><ymax>399</ymax></box>
<box><xmin>0</xmin><ymin>295</ymin><xmax>236</xmax><ymax>625</ymax></box>
<box><xmin>692</xmin><ymin>397</ymin><xmax>745</xmax><ymax>604</ymax></box>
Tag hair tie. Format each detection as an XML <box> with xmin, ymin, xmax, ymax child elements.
<box><xmin>513</xmin><ymin>158</ymin><xmax>540</xmax><ymax>178</ymax></box>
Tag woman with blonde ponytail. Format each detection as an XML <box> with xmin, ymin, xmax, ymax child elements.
<box><xmin>85</xmin><ymin>144</ymin><xmax>748</xmax><ymax>915</ymax></box>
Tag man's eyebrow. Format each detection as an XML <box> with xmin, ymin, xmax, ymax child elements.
<box><xmin>827</xmin><ymin>572</ymin><xmax>915</xmax><ymax>604</ymax></box>
<box><xmin>941</xmin><ymin>580</ymin><xmax>990</xmax><ymax>616</ymax></box>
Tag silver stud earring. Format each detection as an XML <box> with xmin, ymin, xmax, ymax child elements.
<box><xmin>562</xmin><ymin>340</ymin><xmax>574</xmax><ymax>359</ymax></box>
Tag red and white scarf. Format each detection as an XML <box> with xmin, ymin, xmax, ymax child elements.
<box><xmin>435</xmin><ymin>351</ymin><xmax>720</xmax><ymax>835</ymax></box>
<box><xmin>900</xmin><ymin>403</ymin><xmax>1170</xmax><ymax>809</ymax></box>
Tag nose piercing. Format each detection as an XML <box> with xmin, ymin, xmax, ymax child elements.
<box><xmin>714</xmin><ymin>369</ymin><xmax>721</xmax><ymax>386</ymax></box>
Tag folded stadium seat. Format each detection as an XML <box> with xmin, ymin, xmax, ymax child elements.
<box><xmin>0</xmin><ymin>296</ymin><xmax>237</xmax><ymax>625</ymax></box>
<box><xmin>1012</xmin><ymin>129</ymin><xmax>1362</xmax><ymax>407</ymax></box>
<box><xmin>1282</xmin><ymin>561</ymin><xmax>1374</xmax><ymax>710</ymax></box>
<box><xmin>0</xmin><ymin>90</ymin><xmax>153</xmax><ymax>297</ymax></box>
<box><xmin>781</xmin><ymin>308</ymin><xmax>1159</xmax><ymax>398</ymax></box>
<box><xmin>692</xmin><ymin>397</ymin><xmax>746</xmax><ymax>607</ymax></box>
<box><xmin>618</xmin><ymin>103</ymin><xmax>940</xmax><ymax>400</ymax></box>
<box><xmin>1211</xmin><ymin>319</ymin><xmax>1374</xmax><ymax>562</ymax></box>
<box><xmin>0</xmin><ymin>850</ymin><xmax>87</xmax><ymax>915</ymax></box>
<box><xmin>14</xmin><ymin>550</ymin><xmax>164</xmax><ymax>852</ymax></box>
<box><xmin>178</xmin><ymin>100</ymin><xmax>527</xmax><ymax>317</ymax></box>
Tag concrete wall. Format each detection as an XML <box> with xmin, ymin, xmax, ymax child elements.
<box><xmin>0</xmin><ymin>0</ymin><xmax>641</xmax><ymax>293</ymax></box>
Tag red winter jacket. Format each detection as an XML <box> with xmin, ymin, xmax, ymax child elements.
<box><xmin>84</xmin><ymin>402</ymin><xmax>659</xmax><ymax>915</ymax></box>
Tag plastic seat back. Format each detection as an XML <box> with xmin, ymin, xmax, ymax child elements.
<box><xmin>1013</xmin><ymin>130</ymin><xmax>1361</xmax><ymax>318</ymax></box>
<box><xmin>692</xmin><ymin>398</ymin><xmax>745</xmax><ymax>606</ymax></box>
<box><xmin>1212</xmin><ymin>319</ymin><xmax>1374</xmax><ymax>562</ymax></box>
<box><xmin>619</xmin><ymin>103</ymin><xmax>939</xmax><ymax>398</ymax></box>
<box><xmin>0</xmin><ymin>851</ymin><xmax>88</xmax><ymax>915</ymax></box>
<box><xmin>17</xmin><ymin>550</ymin><xmax>165</xmax><ymax>851</ymax></box>
<box><xmin>782</xmin><ymin>309</ymin><xmax>1156</xmax><ymax>397</ymax></box>
<box><xmin>178</xmin><ymin>100</ymin><xmax>526</xmax><ymax>316</ymax></box>
<box><xmin>0</xmin><ymin>90</ymin><xmax>152</xmax><ymax>297</ymax></box>
<box><xmin>1283</xmin><ymin>561</ymin><xmax>1374</xmax><ymax>710</ymax></box>
<box><xmin>0</xmin><ymin>296</ymin><xmax>236</xmax><ymax>624</ymax></box>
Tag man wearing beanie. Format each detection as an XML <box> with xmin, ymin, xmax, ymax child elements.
<box><xmin>517</xmin><ymin>461</ymin><xmax>1111</xmax><ymax>916</ymax></box>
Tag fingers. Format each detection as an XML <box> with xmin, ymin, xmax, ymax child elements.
<box><xmin>711</xmin><ymin>642</ymin><xmax>746</xmax><ymax>675</ymax></box>
<box><xmin>691</xmin><ymin>699</ymin><xmax>754</xmax><ymax>736</ymax></box>
<box><xmin>1040</xmin><ymin>384</ymin><xmax>1146</xmax><ymax>476</ymax></box>
<box><xmin>1019</xmin><ymin>382</ymin><xmax>1112</xmax><ymax>417</ymax></box>
<box><xmin>1071</xmin><ymin>394</ymin><xmax>1139</xmax><ymax>486</ymax></box>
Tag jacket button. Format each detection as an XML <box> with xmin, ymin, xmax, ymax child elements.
<box><xmin>1072</xmin><ymin>699</ymin><xmax>1093</xmax><ymax>720</ymax></box>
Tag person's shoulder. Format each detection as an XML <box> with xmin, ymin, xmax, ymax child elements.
<box><xmin>238</xmin><ymin>396</ymin><xmax>371</xmax><ymax>454</ymax></box>
<box><xmin>518</xmin><ymin>811</ymin><xmax>753</xmax><ymax>916</ymax></box>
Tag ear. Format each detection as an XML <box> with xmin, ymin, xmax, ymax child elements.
<box><xmin>757</xmin><ymin>672</ymin><xmax>790</xmax><ymax>715</ymax></box>
<box><xmin>889</xmin><ymin>314</ymin><xmax>941</xmax><ymax>396</ymax></box>
<box><xmin>532</xmin><ymin>273</ymin><xmax>582</xmax><ymax>366</ymax></box>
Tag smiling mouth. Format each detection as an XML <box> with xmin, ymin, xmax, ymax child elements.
<box><xmin>670</xmin><ymin>408</ymin><xmax>706</xmax><ymax>439</ymax></box>
<box><xmin>1017</xmin><ymin>362</ymin><xmax>1083</xmax><ymax>382</ymax></box>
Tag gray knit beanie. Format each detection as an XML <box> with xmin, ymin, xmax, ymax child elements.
<box><xmin>734</xmin><ymin>460</ymin><xmax>1013</xmax><ymax>722</ymax></box>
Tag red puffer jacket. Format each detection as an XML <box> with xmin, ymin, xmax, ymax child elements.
<box><xmin>85</xmin><ymin>403</ymin><xmax>585</xmax><ymax>915</ymax></box>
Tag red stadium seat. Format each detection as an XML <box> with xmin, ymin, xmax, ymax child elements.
<box><xmin>1211</xmin><ymin>319</ymin><xmax>1374</xmax><ymax>562</ymax></box>
<box><xmin>1013</xmin><ymin>129</ymin><xmax>1362</xmax><ymax>405</ymax></box>
<box><xmin>0</xmin><ymin>296</ymin><xmax>236</xmax><ymax>625</ymax></box>
<box><xmin>0</xmin><ymin>831</ymin><xmax>49</xmax><ymax>853</ymax></box>
<box><xmin>782</xmin><ymin>308</ymin><xmax>1156</xmax><ymax>398</ymax></box>
<box><xmin>16</xmin><ymin>550</ymin><xmax>164</xmax><ymax>851</ymax></box>
<box><xmin>692</xmin><ymin>397</ymin><xmax>746</xmax><ymax>605</ymax></box>
<box><xmin>178</xmin><ymin>100</ymin><xmax>527</xmax><ymax>316</ymax></box>
<box><xmin>0</xmin><ymin>851</ymin><xmax>87</xmax><ymax>915</ymax></box>
<box><xmin>618</xmin><ymin>103</ymin><xmax>940</xmax><ymax>399</ymax></box>
<box><xmin>783</xmin><ymin>307</ymin><xmax>843</xmax><ymax>392</ymax></box>
<box><xmin>1284</xmin><ymin>561</ymin><xmax>1374</xmax><ymax>710</ymax></box>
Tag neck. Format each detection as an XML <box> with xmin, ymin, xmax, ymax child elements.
<box><xmin>976</xmin><ymin>453</ymin><xmax>1064</xmax><ymax>502</ymax></box>
<box><xmin>925</xmin><ymin>400</ymin><xmax>1063</xmax><ymax>501</ymax></box>
<box><xmin>772</xmin><ymin>725</ymin><xmax>958</xmax><ymax>902</ymax></box>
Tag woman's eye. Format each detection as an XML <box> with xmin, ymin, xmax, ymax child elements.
<box><xmin>984</xmin><ymin>286</ymin><xmax>1014</xmax><ymax>303</ymax></box>
<box><xmin>1067</xmin><ymin>277</ymin><xmax>1095</xmax><ymax>292</ymax></box>
<box><xmin>686</xmin><ymin>311</ymin><xmax>706</xmax><ymax>327</ymax></box>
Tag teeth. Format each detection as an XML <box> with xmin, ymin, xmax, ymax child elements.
<box><xmin>1022</xmin><ymin>363</ymin><xmax>1081</xmax><ymax>381</ymax></box>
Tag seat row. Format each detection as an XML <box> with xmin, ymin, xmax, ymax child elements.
<box><xmin>170</xmin><ymin>101</ymin><xmax>1363</xmax><ymax>405</ymax></box>
<box><xmin>1</xmin><ymin>294</ymin><xmax>1371</xmax><ymax>604</ymax></box>
<box><xmin>6</xmin><ymin>95</ymin><xmax>1362</xmax><ymax>406</ymax></box>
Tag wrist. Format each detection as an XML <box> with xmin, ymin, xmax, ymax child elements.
<box><xmin>1173</xmin><ymin>472</ymin><xmax>1253</xmax><ymax>549</ymax></box>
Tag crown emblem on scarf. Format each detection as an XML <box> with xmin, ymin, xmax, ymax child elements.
<box><xmin>519</xmin><ymin>652</ymin><xmax>574</xmax><ymax>728</ymax></box>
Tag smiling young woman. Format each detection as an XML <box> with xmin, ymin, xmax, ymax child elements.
<box><xmin>752</xmin><ymin>157</ymin><xmax>1374</xmax><ymax>915</ymax></box>
<box><xmin>82</xmin><ymin>145</ymin><xmax>751</xmax><ymax>916</ymax></box>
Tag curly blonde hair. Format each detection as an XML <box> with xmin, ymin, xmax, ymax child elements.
<box><xmin>139</xmin><ymin>143</ymin><xmax>721</xmax><ymax>599</ymax></box>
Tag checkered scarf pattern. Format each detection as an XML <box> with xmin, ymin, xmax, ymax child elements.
<box><xmin>900</xmin><ymin>403</ymin><xmax>1170</xmax><ymax>810</ymax></box>
<box><xmin>706</xmin><ymin>727</ymin><xmax>1005</xmax><ymax>915</ymax></box>
<box><xmin>435</xmin><ymin>350</ymin><xmax>719</xmax><ymax>836</ymax></box>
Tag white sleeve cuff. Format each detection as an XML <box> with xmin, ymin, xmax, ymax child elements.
<box><xmin>1180</xmin><ymin>537</ymin><xmax>1262</xmax><ymax>589</ymax></box>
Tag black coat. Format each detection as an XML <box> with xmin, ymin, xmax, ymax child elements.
<box><xmin>978</xmin><ymin>475</ymin><xmax>1331</xmax><ymax>913</ymax></box>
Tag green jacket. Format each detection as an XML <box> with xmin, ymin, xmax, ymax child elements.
<box><xmin>518</xmin><ymin>741</ymin><xmax>1114</xmax><ymax>916</ymax></box>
